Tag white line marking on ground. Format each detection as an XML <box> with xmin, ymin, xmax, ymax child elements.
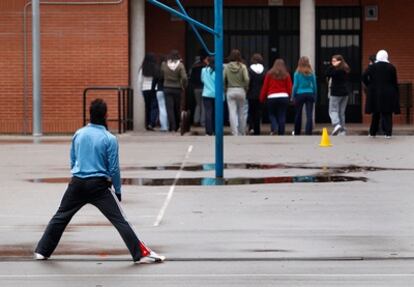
<box><xmin>1</xmin><ymin>273</ymin><xmax>414</xmax><ymax>279</ymax></box>
<box><xmin>153</xmin><ymin>145</ymin><xmax>193</xmax><ymax>227</ymax></box>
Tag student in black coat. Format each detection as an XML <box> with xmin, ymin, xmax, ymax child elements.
<box><xmin>362</xmin><ymin>50</ymin><xmax>400</xmax><ymax>138</ymax></box>
<box><xmin>246</xmin><ymin>53</ymin><xmax>266</xmax><ymax>135</ymax></box>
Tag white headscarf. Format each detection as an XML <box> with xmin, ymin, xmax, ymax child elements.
<box><xmin>376</xmin><ymin>50</ymin><xmax>389</xmax><ymax>63</ymax></box>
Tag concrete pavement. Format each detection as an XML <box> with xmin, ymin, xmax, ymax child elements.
<box><xmin>1</xmin><ymin>132</ymin><xmax>414</xmax><ymax>286</ymax></box>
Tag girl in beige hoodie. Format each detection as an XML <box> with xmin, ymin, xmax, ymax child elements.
<box><xmin>224</xmin><ymin>49</ymin><xmax>250</xmax><ymax>136</ymax></box>
<box><xmin>161</xmin><ymin>50</ymin><xmax>188</xmax><ymax>132</ymax></box>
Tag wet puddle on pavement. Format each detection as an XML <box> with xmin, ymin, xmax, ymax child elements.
<box><xmin>25</xmin><ymin>163</ymin><xmax>412</xmax><ymax>186</ymax></box>
<box><xmin>123</xmin><ymin>163</ymin><xmax>412</xmax><ymax>173</ymax></box>
<box><xmin>28</xmin><ymin>175</ymin><xmax>367</xmax><ymax>185</ymax></box>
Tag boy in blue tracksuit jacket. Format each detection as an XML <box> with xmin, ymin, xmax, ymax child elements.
<box><xmin>34</xmin><ymin>99</ymin><xmax>164</xmax><ymax>264</ymax></box>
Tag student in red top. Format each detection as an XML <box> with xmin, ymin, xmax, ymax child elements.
<box><xmin>260</xmin><ymin>59</ymin><xmax>292</xmax><ymax>135</ymax></box>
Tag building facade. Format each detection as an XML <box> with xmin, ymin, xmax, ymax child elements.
<box><xmin>0</xmin><ymin>0</ymin><xmax>413</xmax><ymax>134</ymax></box>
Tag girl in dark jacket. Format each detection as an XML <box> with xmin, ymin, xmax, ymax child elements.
<box><xmin>247</xmin><ymin>53</ymin><xmax>266</xmax><ymax>135</ymax></box>
<box><xmin>139</xmin><ymin>53</ymin><xmax>159</xmax><ymax>130</ymax></box>
<box><xmin>325</xmin><ymin>54</ymin><xmax>351</xmax><ymax>135</ymax></box>
<box><xmin>362</xmin><ymin>50</ymin><xmax>400</xmax><ymax>138</ymax></box>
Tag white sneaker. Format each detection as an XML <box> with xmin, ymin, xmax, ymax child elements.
<box><xmin>137</xmin><ymin>251</ymin><xmax>166</xmax><ymax>264</ymax></box>
<box><xmin>384</xmin><ymin>135</ymin><xmax>392</xmax><ymax>139</ymax></box>
<box><xmin>338</xmin><ymin>130</ymin><xmax>346</xmax><ymax>136</ymax></box>
<box><xmin>34</xmin><ymin>252</ymin><xmax>48</xmax><ymax>260</ymax></box>
<box><xmin>332</xmin><ymin>124</ymin><xmax>342</xmax><ymax>136</ymax></box>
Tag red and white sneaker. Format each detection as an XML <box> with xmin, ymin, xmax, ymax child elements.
<box><xmin>136</xmin><ymin>242</ymin><xmax>165</xmax><ymax>264</ymax></box>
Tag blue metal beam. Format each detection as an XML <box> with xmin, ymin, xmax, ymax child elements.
<box><xmin>174</xmin><ymin>0</ymin><xmax>214</xmax><ymax>56</ymax></box>
<box><xmin>147</xmin><ymin>0</ymin><xmax>217</xmax><ymax>36</ymax></box>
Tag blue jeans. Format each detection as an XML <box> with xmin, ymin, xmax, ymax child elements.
<box><xmin>156</xmin><ymin>91</ymin><xmax>169</xmax><ymax>131</ymax></box>
<box><xmin>294</xmin><ymin>93</ymin><xmax>315</xmax><ymax>135</ymax></box>
<box><xmin>203</xmin><ymin>97</ymin><xmax>215</xmax><ymax>135</ymax></box>
<box><xmin>329</xmin><ymin>95</ymin><xmax>348</xmax><ymax>128</ymax></box>
<box><xmin>142</xmin><ymin>90</ymin><xmax>158</xmax><ymax>128</ymax></box>
<box><xmin>193</xmin><ymin>88</ymin><xmax>205</xmax><ymax>126</ymax></box>
<box><xmin>267</xmin><ymin>97</ymin><xmax>289</xmax><ymax>135</ymax></box>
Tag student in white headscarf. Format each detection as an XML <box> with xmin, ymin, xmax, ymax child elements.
<box><xmin>362</xmin><ymin>50</ymin><xmax>400</xmax><ymax>138</ymax></box>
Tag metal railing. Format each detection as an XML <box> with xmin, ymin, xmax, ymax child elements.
<box><xmin>83</xmin><ymin>86</ymin><xmax>133</xmax><ymax>134</ymax></box>
<box><xmin>399</xmin><ymin>82</ymin><xmax>413</xmax><ymax>124</ymax></box>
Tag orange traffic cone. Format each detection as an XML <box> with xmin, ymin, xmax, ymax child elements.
<box><xmin>319</xmin><ymin>128</ymin><xmax>332</xmax><ymax>147</ymax></box>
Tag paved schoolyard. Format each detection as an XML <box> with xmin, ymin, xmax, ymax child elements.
<box><xmin>1</xmin><ymin>132</ymin><xmax>414</xmax><ymax>286</ymax></box>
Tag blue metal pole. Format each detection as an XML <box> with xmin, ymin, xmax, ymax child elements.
<box><xmin>214</xmin><ymin>0</ymin><xmax>223</xmax><ymax>178</ymax></box>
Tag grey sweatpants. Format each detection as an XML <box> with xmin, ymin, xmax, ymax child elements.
<box><xmin>329</xmin><ymin>95</ymin><xmax>348</xmax><ymax>128</ymax></box>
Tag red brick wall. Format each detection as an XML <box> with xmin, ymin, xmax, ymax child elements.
<box><xmin>0</xmin><ymin>0</ymin><xmax>129</xmax><ymax>134</ymax></box>
<box><xmin>361</xmin><ymin>0</ymin><xmax>414</xmax><ymax>124</ymax></box>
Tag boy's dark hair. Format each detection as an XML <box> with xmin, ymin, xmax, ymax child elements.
<box><xmin>90</xmin><ymin>98</ymin><xmax>107</xmax><ymax>127</ymax></box>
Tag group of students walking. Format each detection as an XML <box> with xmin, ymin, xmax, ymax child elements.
<box><xmin>139</xmin><ymin>49</ymin><xmax>318</xmax><ymax>136</ymax></box>
<box><xmin>139</xmin><ymin>48</ymin><xmax>400</xmax><ymax>138</ymax></box>
<box><xmin>199</xmin><ymin>49</ymin><xmax>318</xmax><ymax>137</ymax></box>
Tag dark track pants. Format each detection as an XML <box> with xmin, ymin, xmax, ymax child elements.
<box><xmin>370</xmin><ymin>112</ymin><xmax>393</xmax><ymax>137</ymax></box>
<box><xmin>35</xmin><ymin>177</ymin><xmax>143</xmax><ymax>261</ymax></box>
